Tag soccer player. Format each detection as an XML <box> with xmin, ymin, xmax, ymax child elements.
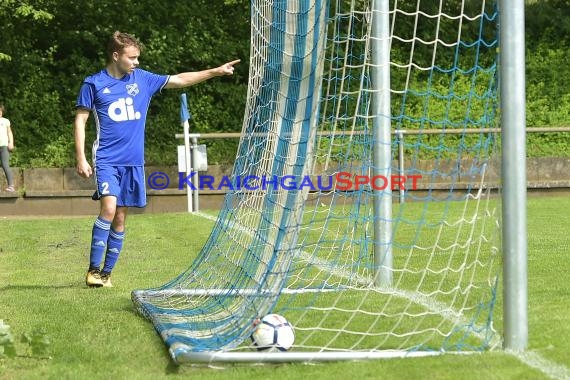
<box><xmin>74</xmin><ymin>31</ymin><xmax>239</xmax><ymax>287</ymax></box>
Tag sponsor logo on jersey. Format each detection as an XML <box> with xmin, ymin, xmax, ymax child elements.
<box><xmin>108</xmin><ymin>97</ymin><xmax>141</xmax><ymax>122</ymax></box>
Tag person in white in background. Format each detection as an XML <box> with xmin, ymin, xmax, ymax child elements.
<box><xmin>0</xmin><ymin>103</ymin><xmax>15</xmax><ymax>192</ymax></box>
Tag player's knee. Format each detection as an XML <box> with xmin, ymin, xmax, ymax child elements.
<box><xmin>99</xmin><ymin>205</ymin><xmax>116</xmax><ymax>221</ymax></box>
<box><xmin>112</xmin><ymin>209</ymin><xmax>128</xmax><ymax>230</ymax></box>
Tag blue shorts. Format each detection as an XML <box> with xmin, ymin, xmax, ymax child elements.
<box><xmin>93</xmin><ymin>165</ymin><xmax>146</xmax><ymax>207</ymax></box>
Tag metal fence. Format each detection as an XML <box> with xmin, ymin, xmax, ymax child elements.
<box><xmin>175</xmin><ymin>126</ymin><xmax>570</xmax><ymax>210</ymax></box>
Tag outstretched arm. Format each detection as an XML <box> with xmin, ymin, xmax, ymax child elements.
<box><xmin>164</xmin><ymin>59</ymin><xmax>240</xmax><ymax>89</ymax></box>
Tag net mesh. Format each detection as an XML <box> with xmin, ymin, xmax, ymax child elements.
<box><xmin>132</xmin><ymin>0</ymin><xmax>501</xmax><ymax>362</ymax></box>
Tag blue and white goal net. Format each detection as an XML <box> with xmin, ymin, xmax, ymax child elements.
<box><xmin>132</xmin><ymin>0</ymin><xmax>501</xmax><ymax>364</ymax></box>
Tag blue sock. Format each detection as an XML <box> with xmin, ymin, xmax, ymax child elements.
<box><xmin>89</xmin><ymin>217</ymin><xmax>111</xmax><ymax>270</ymax></box>
<box><xmin>102</xmin><ymin>228</ymin><xmax>125</xmax><ymax>274</ymax></box>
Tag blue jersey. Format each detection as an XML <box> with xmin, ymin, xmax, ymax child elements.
<box><xmin>76</xmin><ymin>68</ymin><xmax>169</xmax><ymax>166</ymax></box>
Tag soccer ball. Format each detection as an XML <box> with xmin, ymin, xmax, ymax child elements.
<box><xmin>251</xmin><ymin>313</ymin><xmax>295</xmax><ymax>351</ymax></box>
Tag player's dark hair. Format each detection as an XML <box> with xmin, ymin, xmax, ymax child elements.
<box><xmin>106</xmin><ymin>31</ymin><xmax>143</xmax><ymax>63</ymax></box>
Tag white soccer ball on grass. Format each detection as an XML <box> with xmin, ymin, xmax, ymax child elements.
<box><xmin>251</xmin><ymin>313</ymin><xmax>295</xmax><ymax>351</ymax></box>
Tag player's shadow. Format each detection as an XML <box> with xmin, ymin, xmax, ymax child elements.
<box><xmin>0</xmin><ymin>284</ymin><xmax>76</xmax><ymax>291</ymax></box>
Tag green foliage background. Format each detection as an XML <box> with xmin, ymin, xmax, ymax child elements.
<box><xmin>0</xmin><ymin>0</ymin><xmax>568</xmax><ymax>168</ymax></box>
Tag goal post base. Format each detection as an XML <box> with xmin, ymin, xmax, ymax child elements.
<box><xmin>171</xmin><ymin>345</ymin><xmax>477</xmax><ymax>365</ymax></box>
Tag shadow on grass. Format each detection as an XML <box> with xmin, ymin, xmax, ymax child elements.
<box><xmin>0</xmin><ymin>284</ymin><xmax>76</xmax><ymax>291</ymax></box>
<box><xmin>117</xmin><ymin>302</ymin><xmax>180</xmax><ymax>373</ymax></box>
<box><xmin>165</xmin><ymin>359</ymin><xmax>181</xmax><ymax>374</ymax></box>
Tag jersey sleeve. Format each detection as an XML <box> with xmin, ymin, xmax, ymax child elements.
<box><xmin>139</xmin><ymin>69</ymin><xmax>170</xmax><ymax>95</ymax></box>
<box><xmin>76</xmin><ymin>82</ymin><xmax>95</xmax><ymax>110</ymax></box>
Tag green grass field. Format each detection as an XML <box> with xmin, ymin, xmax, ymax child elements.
<box><xmin>1</xmin><ymin>195</ymin><xmax>569</xmax><ymax>380</ymax></box>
